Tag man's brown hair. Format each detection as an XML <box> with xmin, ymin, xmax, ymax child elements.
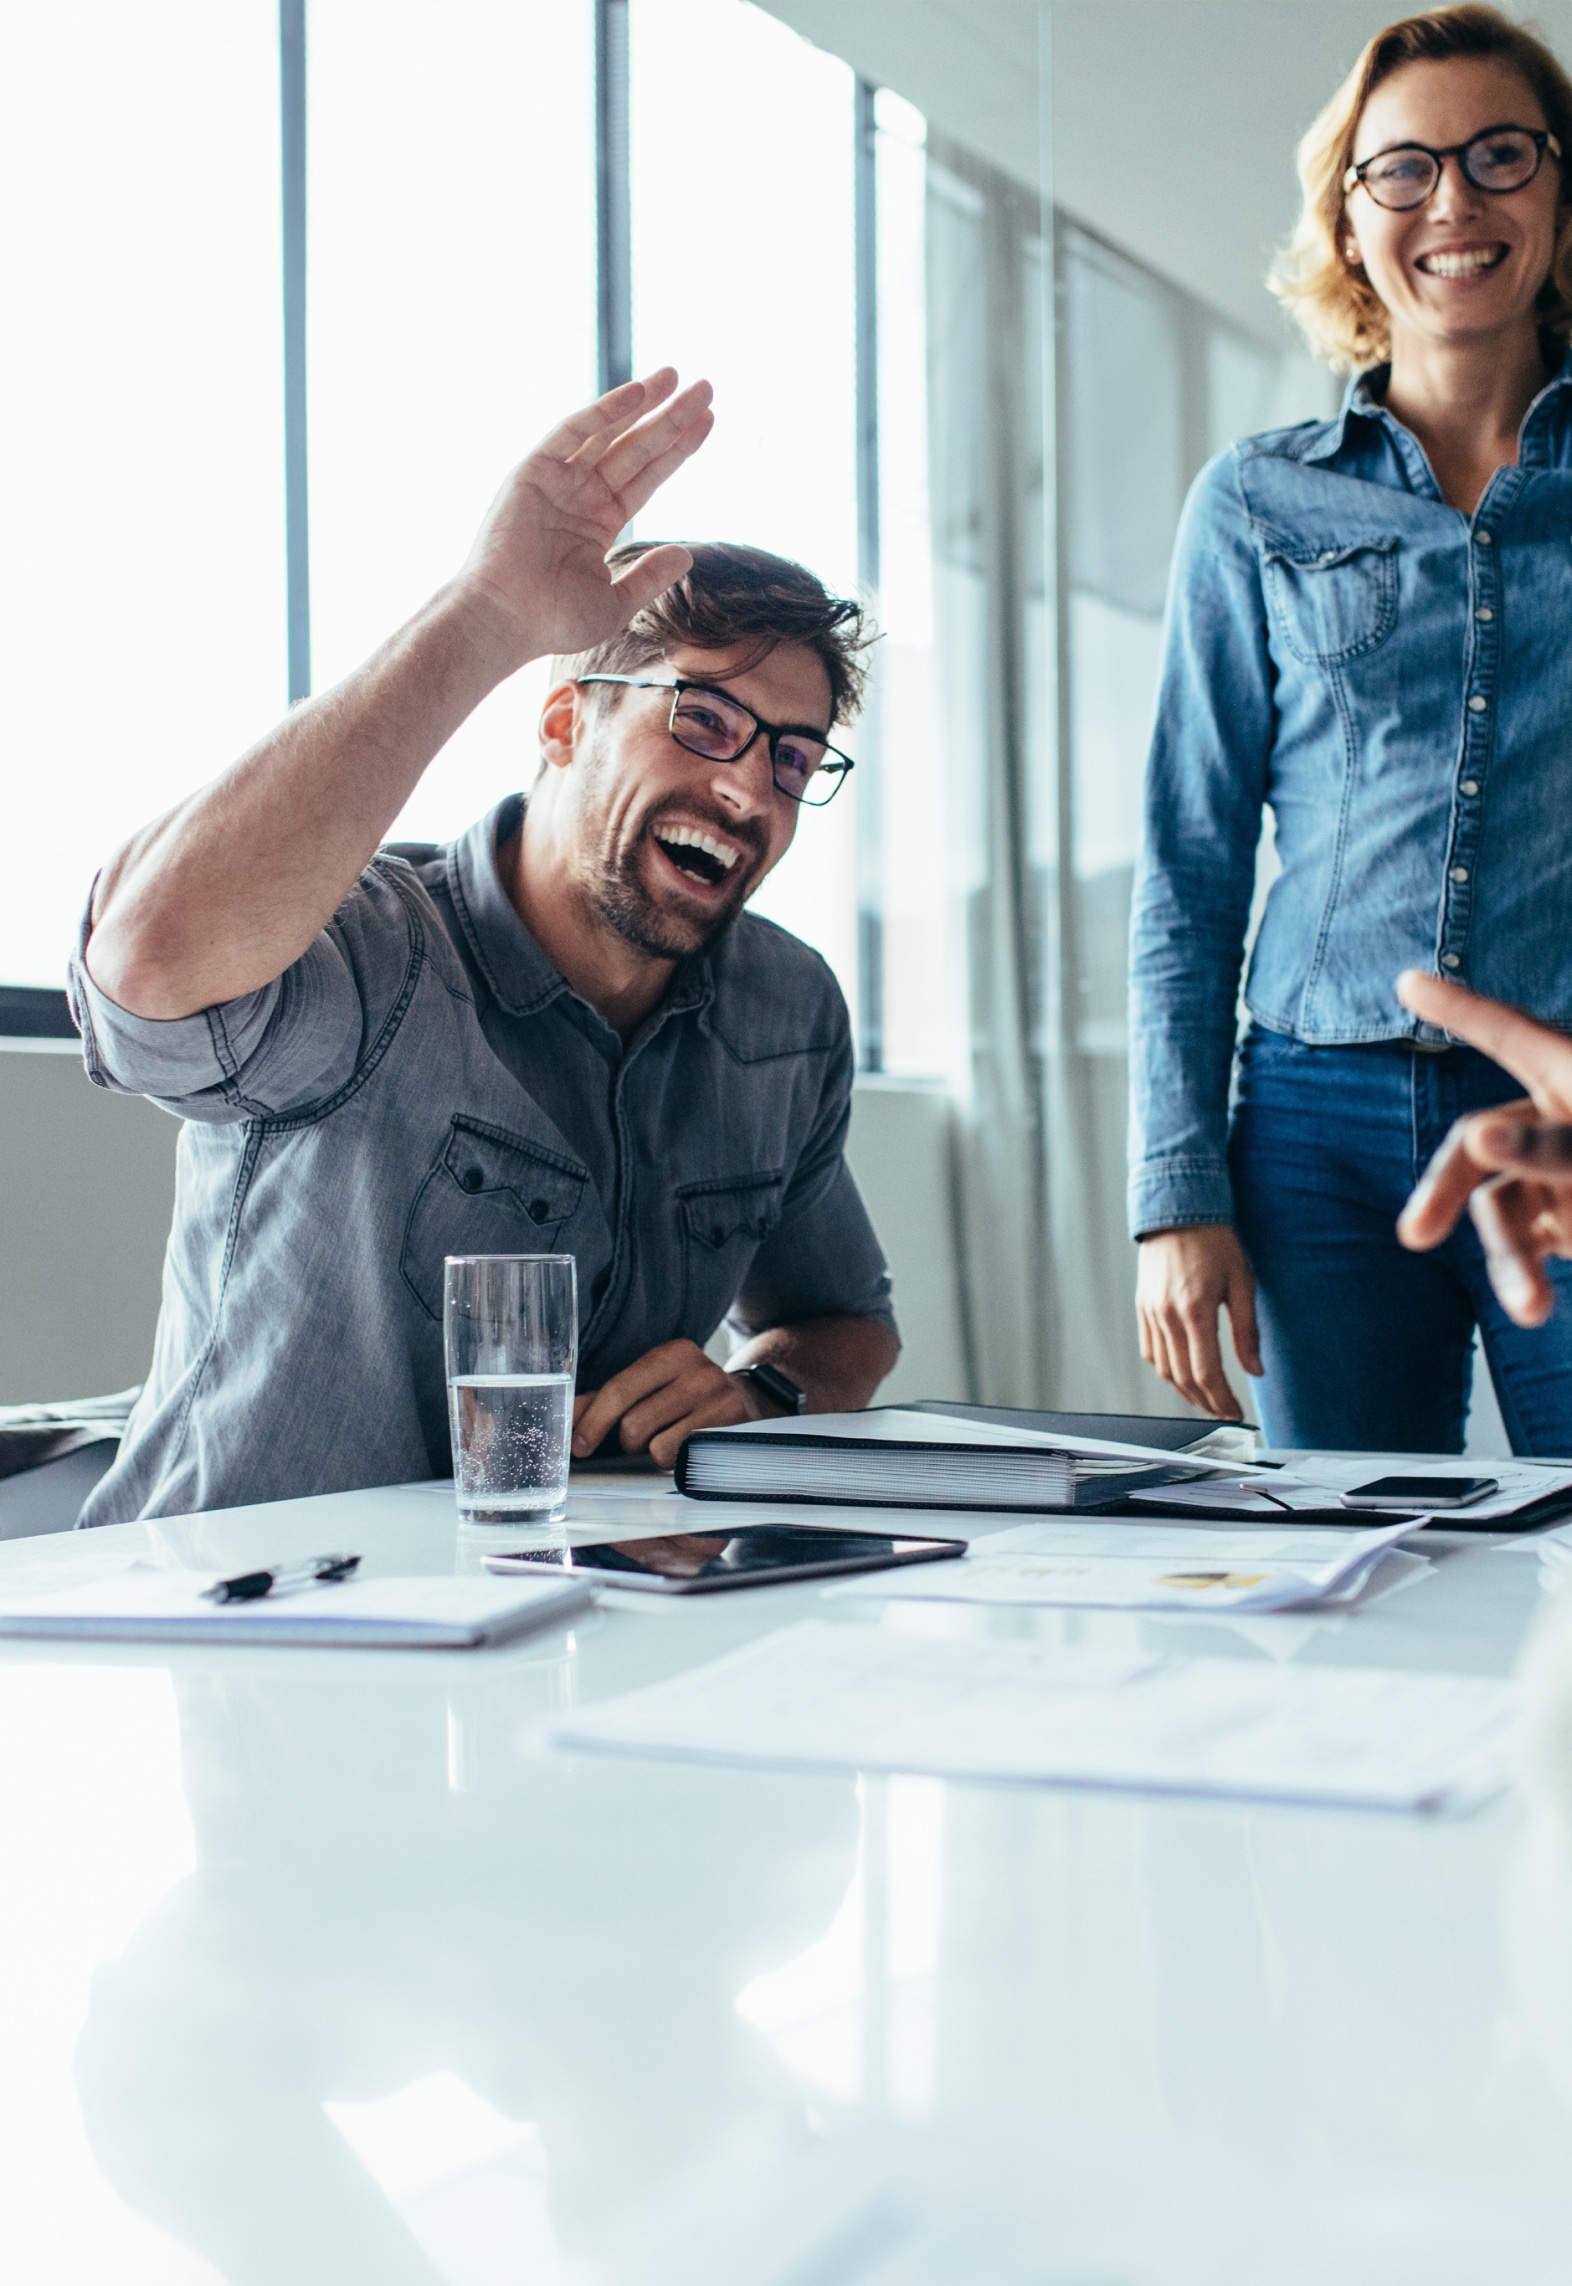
<box><xmin>555</xmin><ymin>541</ymin><xmax>873</xmax><ymax>726</ymax></box>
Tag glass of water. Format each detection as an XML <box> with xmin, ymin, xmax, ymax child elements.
<box><xmin>444</xmin><ymin>1255</ymin><xmax>577</xmax><ymax>1522</ymax></box>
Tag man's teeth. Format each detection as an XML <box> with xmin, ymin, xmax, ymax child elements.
<box><xmin>1419</xmin><ymin>247</ymin><xmax>1505</xmax><ymax>276</ymax></box>
<box><xmin>655</xmin><ymin>826</ymin><xmax>739</xmax><ymax>872</ymax></box>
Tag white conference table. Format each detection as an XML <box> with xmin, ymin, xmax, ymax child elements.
<box><xmin>3</xmin><ymin>1470</ymin><xmax>1572</xmax><ymax>2283</ymax></box>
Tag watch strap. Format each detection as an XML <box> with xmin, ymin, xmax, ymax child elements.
<box><xmin>736</xmin><ymin>1361</ymin><xmax>807</xmax><ymax>1416</ymax></box>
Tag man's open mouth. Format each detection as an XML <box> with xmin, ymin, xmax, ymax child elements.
<box><xmin>1417</xmin><ymin>244</ymin><xmax>1507</xmax><ymax>278</ymax></box>
<box><xmin>651</xmin><ymin>823</ymin><xmax>743</xmax><ymax>889</ymax></box>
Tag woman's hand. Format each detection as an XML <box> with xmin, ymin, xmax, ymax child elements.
<box><xmin>1396</xmin><ymin>969</ymin><xmax>1572</xmax><ymax>1325</ymax></box>
<box><xmin>1136</xmin><ymin>1225</ymin><xmax>1263</xmax><ymax>1421</ymax></box>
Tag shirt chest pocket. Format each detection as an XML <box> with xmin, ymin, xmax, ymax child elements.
<box><xmin>676</xmin><ymin>1172</ymin><xmax>784</xmax><ymax>1339</ymax></box>
<box><xmin>400</xmin><ymin>1116</ymin><xmax>589</xmax><ymax>1322</ymax></box>
<box><xmin>1262</xmin><ymin>533</ymin><xmax>1400</xmax><ymax>664</ymax></box>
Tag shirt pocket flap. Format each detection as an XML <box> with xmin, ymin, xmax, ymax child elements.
<box><xmin>400</xmin><ymin>1117</ymin><xmax>589</xmax><ymax>1321</ymax></box>
<box><xmin>1260</xmin><ymin>530</ymin><xmax>1400</xmax><ymax>662</ymax></box>
<box><xmin>440</xmin><ymin>1118</ymin><xmax>587</xmax><ymax>1227</ymax></box>
<box><xmin>677</xmin><ymin>1172</ymin><xmax>785</xmax><ymax>1250</ymax></box>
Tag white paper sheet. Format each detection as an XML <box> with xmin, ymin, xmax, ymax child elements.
<box><xmin>824</xmin><ymin>1516</ymin><xmax>1415</xmax><ymax>1612</ymax></box>
<box><xmin>1269</xmin><ymin>1455</ymin><xmax>1572</xmax><ymax>1524</ymax></box>
<box><xmin>549</xmin><ymin>1619</ymin><xmax>1512</xmax><ymax>1812</ymax></box>
<box><xmin>0</xmin><ymin>1567</ymin><xmax>592</xmax><ymax>1647</ymax></box>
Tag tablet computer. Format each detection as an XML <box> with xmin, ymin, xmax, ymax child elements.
<box><xmin>481</xmin><ymin>1521</ymin><xmax>968</xmax><ymax>1594</ymax></box>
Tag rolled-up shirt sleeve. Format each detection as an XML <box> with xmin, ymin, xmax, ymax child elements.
<box><xmin>728</xmin><ymin>1025</ymin><xmax>898</xmax><ymax>1344</ymax></box>
<box><xmin>1127</xmin><ymin>448</ymin><xmax>1275</xmax><ymax>1238</ymax></box>
<box><xmin>68</xmin><ymin>878</ymin><xmax>392</xmax><ymax>1123</ymax></box>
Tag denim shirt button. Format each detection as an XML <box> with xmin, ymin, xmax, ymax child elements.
<box><xmin>1476</xmin><ymin>529</ymin><xmax>1494</xmax><ymax>545</ymax></box>
<box><xmin>528</xmin><ymin>1198</ymin><xmax>550</xmax><ymax>1221</ymax></box>
<box><xmin>1450</xmin><ymin>866</ymin><xmax>1469</xmax><ymax>883</ymax></box>
<box><xmin>1467</xmin><ymin>695</ymin><xmax>1488</xmax><ymax>712</ymax></box>
<box><xmin>1460</xmin><ymin>779</ymin><xmax>1480</xmax><ymax>796</ymax></box>
<box><xmin>459</xmin><ymin>1167</ymin><xmax>484</xmax><ymax>1193</ymax></box>
<box><xmin>1475</xmin><ymin>606</ymin><xmax>1494</xmax><ymax>621</ymax></box>
<box><xmin>1442</xmin><ymin>953</ymin><xmax>1462</xmax><ymax>968</ymax></box>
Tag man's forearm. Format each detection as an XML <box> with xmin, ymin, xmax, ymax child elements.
<box><xmin>86</xmin><ymin>580</ymin><xmax>521</xmax><ymax>1020</ymax></box>
<box><xmin>731</xmin><ymin>1314</ymin><xmax>899</xmax><ymax>1413</ymax></box>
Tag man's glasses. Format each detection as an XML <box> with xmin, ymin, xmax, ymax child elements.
<box><xmin>1344</xmin><ymin>123</ymin><xmax>1560</xmax><ymax>211</ymax></box>
<box><xmin>576</xmin><ymin>676</ymin><xmax>855</xmax><ymax>807</ymax></box>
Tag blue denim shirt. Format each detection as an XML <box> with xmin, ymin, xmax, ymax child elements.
<box><xmin>1128</xmin><ymin>353</ymin><xmax>1572</xmax><ymax>1238</ymax></box>
<box><xmin>68</xmin><ymin>797</ymin><xmax>895</xmax><ymax>1524</ymax></box>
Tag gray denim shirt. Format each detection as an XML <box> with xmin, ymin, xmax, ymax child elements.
<box><xmin>69</xmin><ymin>797</ymin><xmax>895</xmax><ymax>1525</ymax></box>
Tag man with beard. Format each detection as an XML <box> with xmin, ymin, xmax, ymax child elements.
<box><xmin>72</xmin><ymin>372</ymin><xmax>898</xmax><ymax>1524</ymax></box>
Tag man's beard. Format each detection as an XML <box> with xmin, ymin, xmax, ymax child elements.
<box><xmin>589</xmin><ymin>826</ymin><xmax>755</xmax><ymax>960</ymax></box>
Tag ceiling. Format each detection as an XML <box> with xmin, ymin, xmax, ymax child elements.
<box><xmin>760</xmin><ymin>0</ymin><xmax>1572</xmax><ymax>348</ymax></box>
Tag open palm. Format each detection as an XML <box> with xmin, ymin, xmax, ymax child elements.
<box><xmin>460</xmin><ymin>368</ymin><xmax>715</xmax><ymax>664</ymax></box>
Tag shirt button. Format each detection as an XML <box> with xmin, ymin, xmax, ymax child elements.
<box><xmin>1460</xmin><ymin>779</ymin><xmax>1480</xmax><ymax>795</ymax></box>
<box><xmin>1442</xmin><ymin>953</ymin><xmax>1462</xmax><ymax>969</ymax></box>
<box><xmin>1468</xmin><ymin>695</ymin><xmax>1488</xmax><ymax>712</ymax></box>
<box><xmin>459</xmin><ymin>1167</ymin><xmax>484</xmax><ymax>1193</ymax></box>
<box><xmin>528</xmin><ymin>1197</ymin><xmax>550</xmax><ymax>1222</ymax></box>
<box><xmin>1318</xmin><ymin>549</ymin><xmax>1337</xmax><ymax>564</ymax></box>
<box><xmin>1450</xmin><ymin>866</ymin><xmax>1469</xmax><ymax>882</ymax></box>
<box><xmin>1476</xmin><ymin>529</ymin><xmax>1494</xmax><ymax>545</ymax></box>
<box><xmin>1475</xmin><ymin>606</ymin><xmax>1493</xmax><ymax>622</ymax></box>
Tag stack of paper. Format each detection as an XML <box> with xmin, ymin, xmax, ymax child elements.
<box><xmin>0</xmin><ymin>1567</ymin><xmax>592</xmax><ymax>1648</ymax></box>
<box><xmin>550</xmin><ymin>1620</ymin><xmax>1512</xmax><ymax>1813</ymax></box>
<box><xmin>826</xmin><ymin>1516</ymin><xmax>1418</xmax><ymax>1613</ymax></box>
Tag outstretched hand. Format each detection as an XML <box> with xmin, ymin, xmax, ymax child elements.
<box><xmin>1396</xmin><ymin>969</ymin><xmax>1572</xmax><ymax>1325</ymax></box>
<box><xmin>457</xmin><ymin>368</ymin><xmax>714</xmax><ymax>667</ymax></box>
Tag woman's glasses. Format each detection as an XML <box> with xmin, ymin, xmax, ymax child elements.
<box><xmin>1344</xmin><ymin>123</ymin><xmax>1561</xmax><ymax>211</ymax></box>
<box><xmin>576</xmin><ymin>677</ymin><xmax>855</xmax><ymax>807</ymax></box>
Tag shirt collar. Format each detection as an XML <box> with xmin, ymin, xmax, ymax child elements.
<box><xmin>1304</xmin><ymin>344</ymin><xmax>1572</xmax><ymax>463</ymax></box>
<box><xmin>446</xmin><ymin>792</ymin><xmax>717</xmax><ymax>1034</ymax></box>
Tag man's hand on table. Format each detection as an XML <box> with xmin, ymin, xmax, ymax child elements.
<box><xmin>572</xmin><ymin>1316</ymin><xmax>899</xmax><ymax>1471</ymax></box>
<box><xmin>1397</xmin><ymin>969</ymin><xmax>1572</xmax><ymax>1326</ymax></box>
<box><xmin>571</xmin><ymin>1340</ymin><xmax>779</xmax><ymax>1472</ymax></box>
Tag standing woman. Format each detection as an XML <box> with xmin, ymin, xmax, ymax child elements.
<box><xmin>1130</xmin><ymin>5</ymin><xmax>1572</xmax><ymax>1451</ymax></box>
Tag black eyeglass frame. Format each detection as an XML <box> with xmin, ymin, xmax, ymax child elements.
<box><xmin>1343</xmin><ymin>122</ymin><xmax>1562</xmax><ymax>209</ymax></box>
<box><xmin>575</xmin><ymin>675</ymin><xmax>856</xmax><ymax>807</ymax></box>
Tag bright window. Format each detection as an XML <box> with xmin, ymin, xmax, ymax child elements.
<box><xmin>307</xmin><ymin>0</ymin><xmax>597</xmax><ymax>846</ymax></box>
<box><xmin>0</xmin><ymin>0</ymin><xmax>285</xmax><ymax>990</ymax></box>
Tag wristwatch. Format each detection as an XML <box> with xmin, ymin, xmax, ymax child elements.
<box><xmin>733</xmin><ymin>1360</ymin><xmax>807</xmax><ymax>1416</ymax></box>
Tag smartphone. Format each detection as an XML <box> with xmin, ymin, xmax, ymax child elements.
<box><xmin>1340</xmin><ymin>1474</ymin><xmax>1499</xmax><ymax>1510</ymax></box>
<box><xmin>481</xmin><ymin>1521</ymin><xmax>968</xmax><ymax>1593</ymax></box>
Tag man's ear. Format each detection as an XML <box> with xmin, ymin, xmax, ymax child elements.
<box><xmin>538</xmin><ymin>681</ymin><xmax>586</xmax><ymax>772</ymax></box>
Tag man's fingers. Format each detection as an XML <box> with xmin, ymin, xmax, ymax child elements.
<box><xmin>536</xmin><ymin>368</ymin><xmax>678</xmax><ymax>464</ymax></box>
<box><xmin>607</xmin><ymin>542</ymin><xmax>695</xmax><ymax>622</ymax></box>
<box><xmin>593</xmin><ymin>380</ymin><xmax>714</xmax><ymax>493</ymax></box>
<box><xmin>1396</xmin><ymin>970</ymin><xmax>1572</xmax><ymax>1115</ymax></box>
<box><xmin>649</xmin><ymin>1389</ymin><xmax>747</xmax><ymax>1472</ymax></box>
<box><xmin>609</xmin><ymin>409</ymin><xmax>717</xmax><ymax>525</ymax></box>
<box><xmin>1470</xmin><ymin>1179</ymin><xmax>1556</xmax><ymax>1326</ymax></box>
<box><xmin>569</xmin><ymin>1349</ymin><xmax>680</xmax><ymax>1456</ymax></box>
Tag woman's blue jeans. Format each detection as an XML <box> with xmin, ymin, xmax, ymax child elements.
<box><xmin>1228</xmin><ymin>1026</ymin><xmax>1572</xmax><ymax>1455</ymax></box>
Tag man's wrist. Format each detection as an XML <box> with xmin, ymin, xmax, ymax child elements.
<box><xmin>437</xmin><ymin>573</ymin><xmax>548</xmax><ymax>684</ymax></box>
<box><xmin>729</xmin><ymin>1360</ymin><xmax>808</xmax><ymax>1417</ymax></box>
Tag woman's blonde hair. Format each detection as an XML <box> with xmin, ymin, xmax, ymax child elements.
<box><xmin>1269</xmin><ymin>4</ymin><xmax>1572</xmax><ymax>372</ymax></box>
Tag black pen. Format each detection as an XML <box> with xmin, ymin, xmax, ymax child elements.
<box><xmin>203</xmin><ymin>1553</ymin><xmax>362</xmax><ymax>1604</ymax></box>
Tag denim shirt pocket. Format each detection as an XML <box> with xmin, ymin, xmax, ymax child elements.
<box><xmin>1261</xmin><ymin>533</ymin><xmax>1400</xmax><ymax>664</ymax></box>
<box><xmin>400</xmin><ymin>1115</ymin><xmax>589</xmax><ymax>1322</ymax></box>
<box><xmin>676</xmin><ymin>1171</ymin><xmax>784</xmax><ymax>1338</ymax></box>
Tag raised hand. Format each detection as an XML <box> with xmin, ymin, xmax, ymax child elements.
<box><xmin>1396</xmin><ymin>969</ymin><xmax>1572</xmax><ymax>1325</ymax></box>
<box><xmin>457</xmin><ymin>368</ymin><xmax>714</xmax><ymax>666</ymax></box>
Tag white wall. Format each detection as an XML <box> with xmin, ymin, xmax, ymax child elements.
<box><xmin>0</xmin><ymin>1050</ymin><xmax>971</xmax><ymax>1409</ymax></box>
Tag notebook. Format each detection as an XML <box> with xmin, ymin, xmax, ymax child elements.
<box><xmin>674</xmin><ymin>1408</ymin><xmax>1227</xmax><ymax>1513</ymax></box>
<box><xmin>0</xmin><ymin>1567</ymin><xmax>593</xmax><ymax>1647</ymax></box>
